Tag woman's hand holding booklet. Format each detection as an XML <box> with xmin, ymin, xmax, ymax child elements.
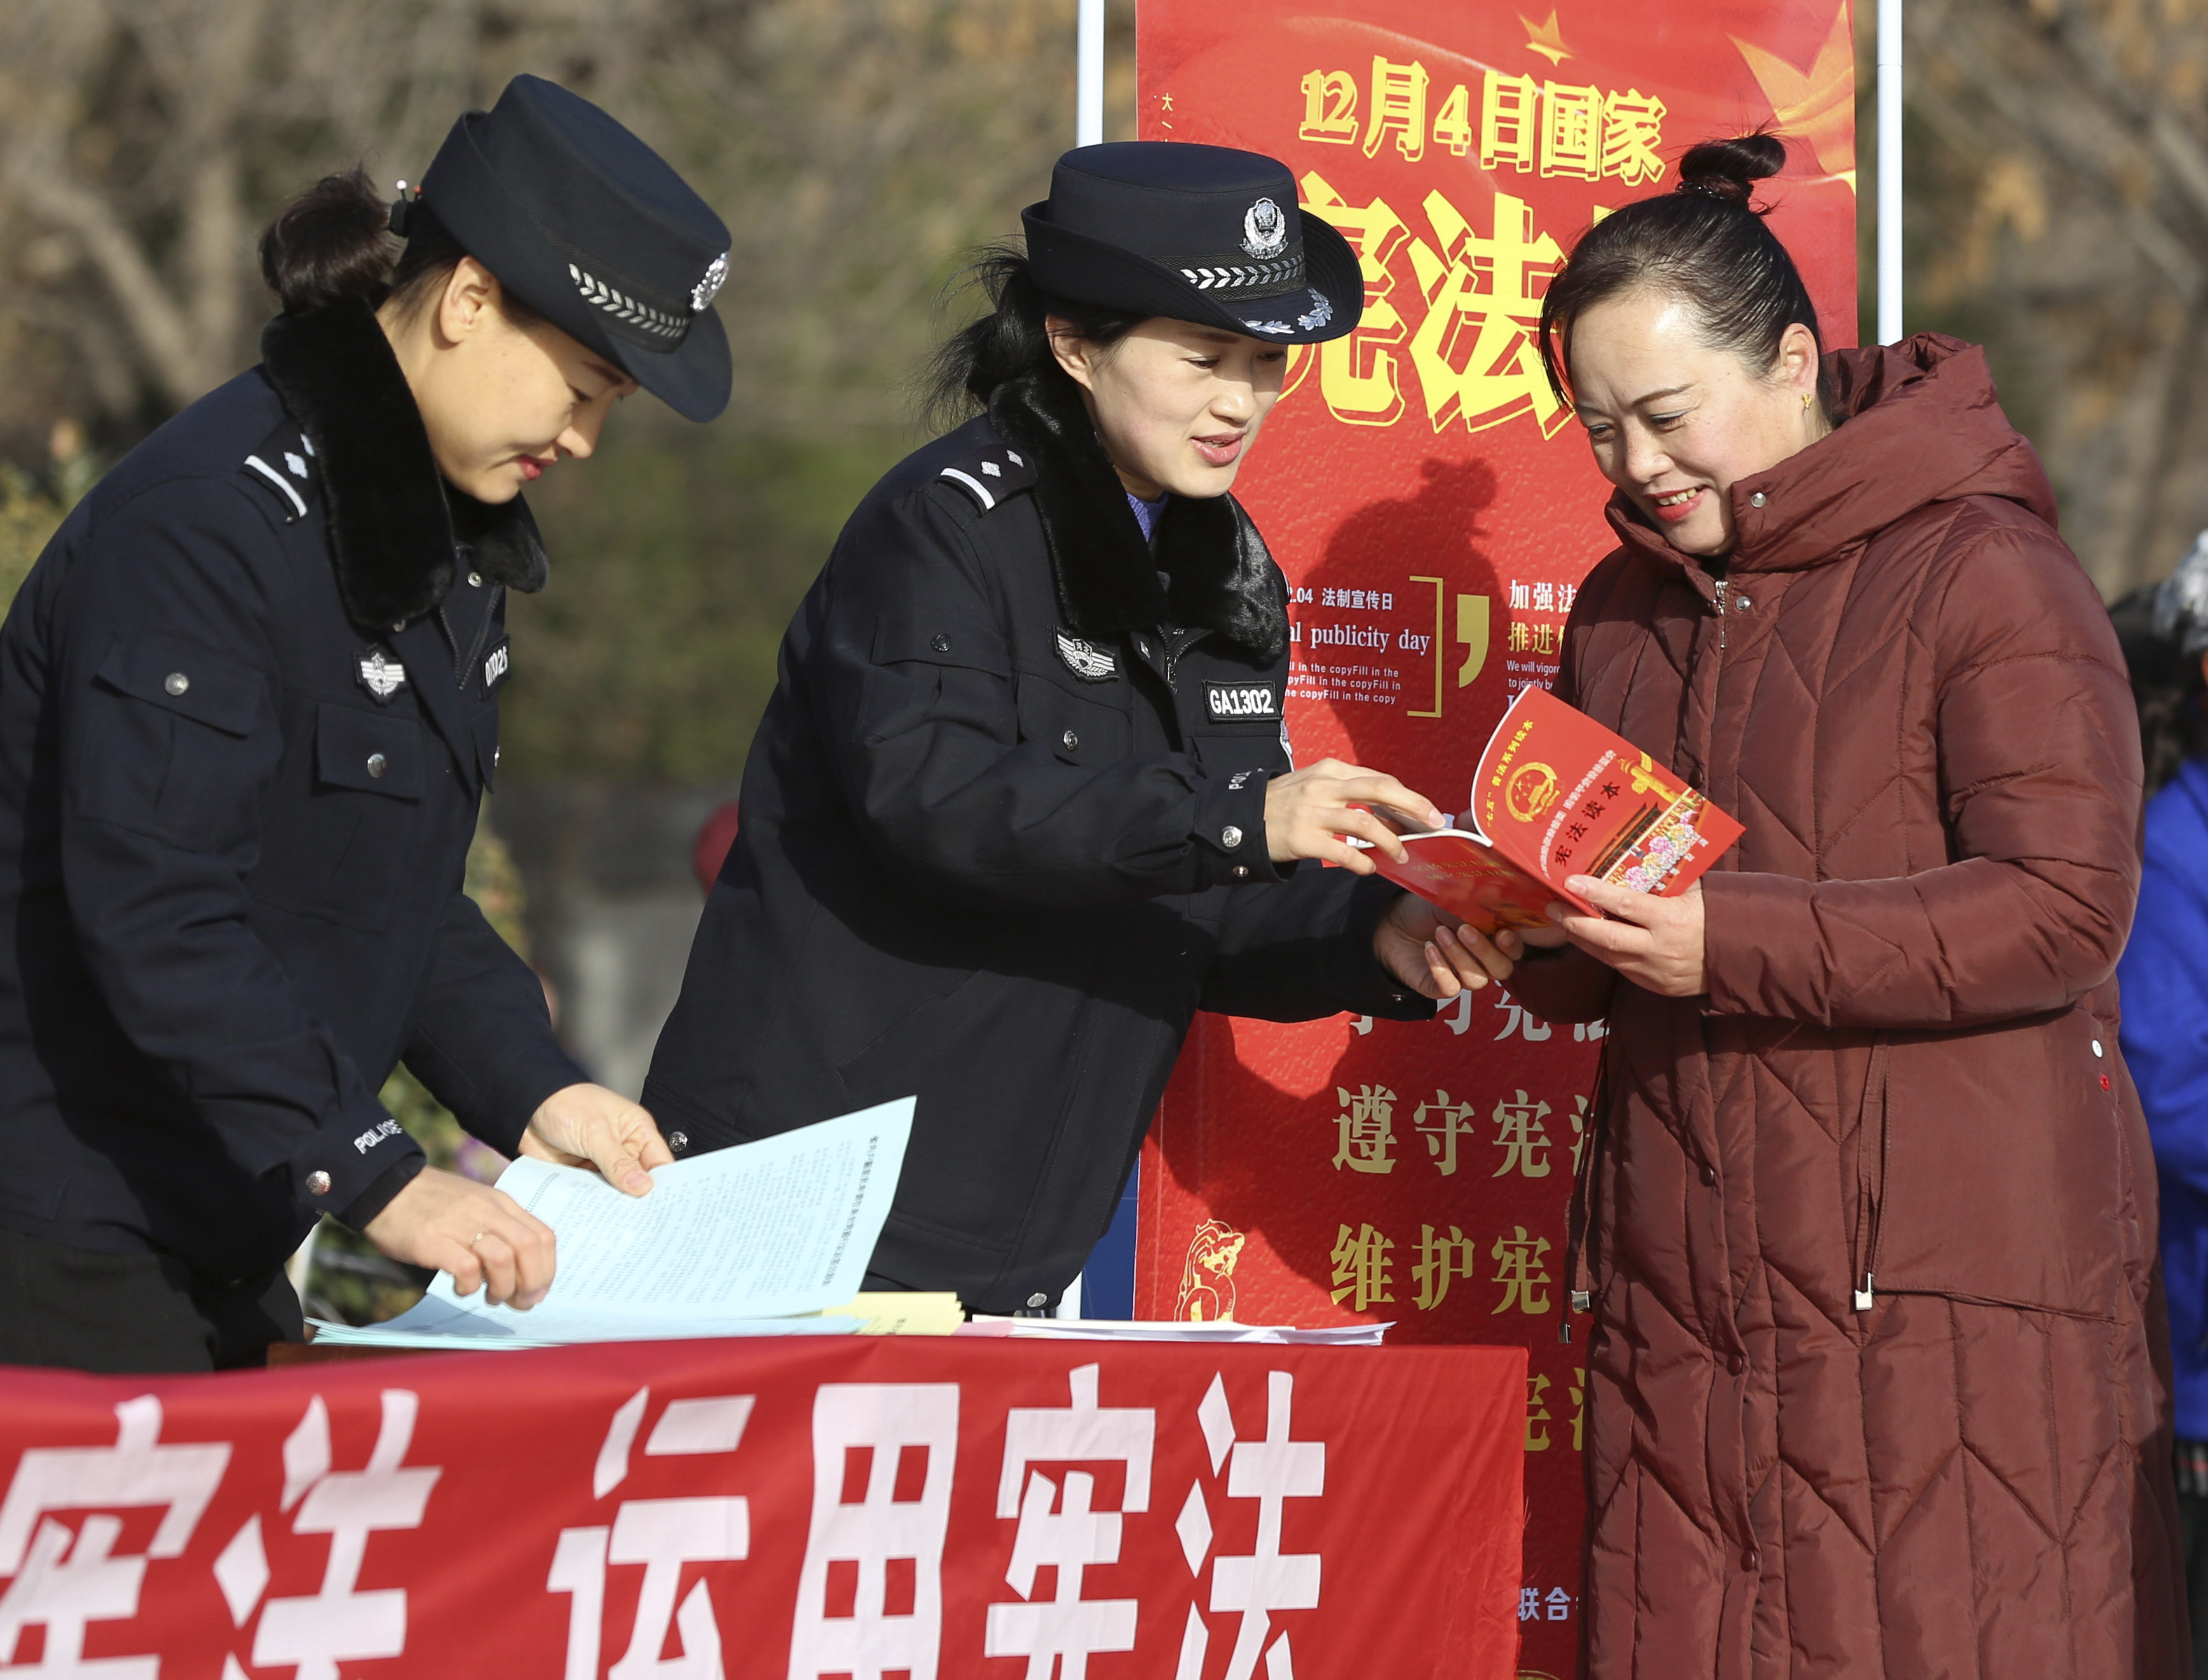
<box><xmin>1363</xmin><ymin>686</ymin><xmax>1745</xmax><ymax>934</ymax></box>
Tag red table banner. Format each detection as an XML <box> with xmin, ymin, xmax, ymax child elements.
<box><xmin>1131</xmin><ymin>7</ymin><xmax>1857</xmax><ymax>1677</ymax></box>
<box><xmin>0</xmin><ymin>1337</ymin><xmax>1524</xmax><ymax>1678</ymax></box>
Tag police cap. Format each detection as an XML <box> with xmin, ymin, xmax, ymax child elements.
<box><xmin>414</xmin><ymin>74</ymin><xmax>732</xmax><ymax>421</ymax></box>
<box><xmin>1021</xmin><ymin>142</ymin><xmax>1362</xmax><ymax>346</ymax></box>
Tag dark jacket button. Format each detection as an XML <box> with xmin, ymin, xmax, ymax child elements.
<box><xmin>667</xmin><ymin>1130</ymin><xmax>689</xmax><ymax>1151</ymax></box>
<box><xmin>1061</xmin><ymin>730</ymin><xmax>1079</xmax><ymax>751</ymax></box>
<box><xmin>367</xmin><ymin>753</ymin><xmax>388</xmax><ymax>778</ymax></box>
<box><xmin>163</xmin><ymin>672</ymin><xmax>189</xmax><ymax>696</ymax></box>
<box><xmin>1701</xmin><ymin>1163</ymin><xmax>1716</xmax><ymax>1185</ymax></box>
<box><xmin>1728</xmin><ymin>1352</ymin><xmax>1745</xmax><ymax>1375</ymax></box>
<box><xmin>930</xmin><ymin>634</ymin><xmax>951</xmax><ymax>653</ymax></box>
<box><xmin>306</xmin><ymin>1170</ymin><xmax>331</xmax><ymax>1195</ymax></box>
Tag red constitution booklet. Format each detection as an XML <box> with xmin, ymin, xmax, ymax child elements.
<box><xmin>1368</xmin><ymin>685</ymin><xmax>1745</xmax><ymax>932</ymax></box>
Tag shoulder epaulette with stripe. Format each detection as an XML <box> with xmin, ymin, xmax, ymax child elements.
<box><xmin>238</xmin><ymin>421</ymin><xmax>321</xmax><ymax>526</ymax></box>
<box><xmin>936</xmin><ymin>442</ymin><xmax>1038</xmax><ymax>513</ymax></box>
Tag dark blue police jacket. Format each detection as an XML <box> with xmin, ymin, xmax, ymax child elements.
<box><xmin>0</xmin><ymin>300</ymin><xmax>583</xmax><ymax>1282</ymax></box>
<box><xmin>645</xmin><ymin>367</ymin><xmax>1431</xmax><ymax>1315</ymax></box>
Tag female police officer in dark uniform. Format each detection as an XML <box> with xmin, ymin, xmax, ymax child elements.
<box><xmin>647</xmin><ymin>142</ymin><xmax>1528</xmax><ymax>1316</ymax></box>
<box><xmin>0</xmin><ymin>76</ymin><xmax>730</xmax><ymax>1372</ymax></box>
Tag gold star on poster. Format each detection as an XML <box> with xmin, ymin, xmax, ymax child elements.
<box><xmin>1520</xmin><ymin>10</ymin><xmax>1571</xmax><ymax>65</ymax></box>
<box><xmin>1731</xmin><ymin>1</ymin><xmax>1856</xmax><ymax>184</ymax></box>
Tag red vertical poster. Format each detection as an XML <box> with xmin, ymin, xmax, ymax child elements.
<box><xmin>1132</xmin><ymin>6</ymin><xmax>1857</xmax><ymax>1675</ymax></box>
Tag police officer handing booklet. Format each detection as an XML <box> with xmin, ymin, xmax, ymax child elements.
<box><xmin>647</xmin><ymin>143</ymin><xmax>1538</xmax><ymax>1318</ymax></box>
<box><xmin>0</xmin><ymin>78</ymin><xmax>740</xmax><ymax>1372</ymax></box>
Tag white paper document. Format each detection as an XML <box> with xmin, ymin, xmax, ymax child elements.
<box><xmin>309</xmin><ymin>1096</ymin><xmax>913</xmax><ymax>1350</ymax></box>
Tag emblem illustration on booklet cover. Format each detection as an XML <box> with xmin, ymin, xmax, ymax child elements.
<box><xmin>1176</xmin><ymin>1219</ymin><xmax>1248</xmax><ymax>1321</ymax></box>
<box><xmin>1369</xmin><ymin>685</ymin><xmax>1746</xmax><ymax>931</ymax></box>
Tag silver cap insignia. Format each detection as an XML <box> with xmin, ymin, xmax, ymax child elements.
<box><xmin>692</xmin><ymin>250</ymin><xmax>730</xmax><ymax>313</ymax></box>
<box><xmin>1241</xmin><ymin>198</ymin><xmax>1288</xmax><ymax>259</ymax></box>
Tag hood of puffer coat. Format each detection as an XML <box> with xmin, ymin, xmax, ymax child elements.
<box><xmin>1603</xmin><ymin>332</ymin><xmax>2059</xmax><ymax>575</ymax></box>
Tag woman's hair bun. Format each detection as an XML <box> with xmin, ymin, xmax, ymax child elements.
<box><xmin>258</xmin><ymin>168</ymin><xmax>397</xmax><ymax>314</ymax></box>
<box><xmin>1674</xmin><ymin>133</ymin><xmax>1788</xmax><ymax>207</ymax></box>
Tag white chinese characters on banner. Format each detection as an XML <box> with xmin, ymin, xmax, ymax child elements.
<box><xmin>0</xmin><ymin>1371</ymin><xmax>1348</xmax><ymax>1676</ymax></box>
<box><xmin>0</xmin><ymin>1396</ymin><xmax>229</xmax><ymax>1680</ymax></box>
<box><xmin>250</xmin><ymin>1390</ymin><xmax>441</xmax><ymax>1679</ymax></box>
<box><xmin>786</xmin><ymin>1384</ymin><xmax>959</xmax><ymax>1680</ymax></box>
<box><xmin>0</xmin><ymin>1389</ymin><xmax>442</xmax><ymax>1680</ymax></box>
<box><xmin>1173</xmin><ymin>1372</ymin><xmax>1326</xmax><ymax>1680</ymax></box>
<box><xmin>549</xmin><ymin>1387</ymin><xmax>756</xmax><ymax>1680</ymax></box>
<box><xmin>985</xmin><ymin>1362</ymin><xmax>1158</xmax><ymax>1678</ymax></box>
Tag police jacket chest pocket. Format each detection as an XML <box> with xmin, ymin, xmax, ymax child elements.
<box><xmin>870</xmin><ymin>618</ymin><xmax>1018</xmax><ymax>746</ymax></box>
<box><xmin>84</xmin><ymin>632</ymin><xmax>273</xmax><ymax>852</ymax></box>
<box><xmin>1014</xmin><ymin>671</ymin><xmax>1133</xmax><ymax>767</ymax></box>
<box><xmin>249</xmin><ymin>702</ymin><xmax>425</xmax><ymax>932</ymax></box>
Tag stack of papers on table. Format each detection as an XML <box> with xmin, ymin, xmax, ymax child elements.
<box><xmin>309</xmin><ymin>1098</ymin><xmax>918</xmax><ymax>1351</ymax></box>
<box><xmin>968</xmin><ymin>1317</ymin><xmax>1390</xmax><ymax>1345</ymax></box>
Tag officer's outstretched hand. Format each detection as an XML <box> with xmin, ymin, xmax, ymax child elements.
<box><xmin>364</xmin><ymin>1169</ymin><xmax>556</xmax><ymax>1309</ymax></box>
<box><xmin>1375</xmin><ymin>894</ymin><xmax>1524</xmax><ymax>1000</ymax></box>
<box><xmin>519</xmin><ymin>1082</ymin><xmax>674</xmax><ymax>1196</ymax></box>
<box><xmin>1263</xmin><ymin>760</ymin><xmax>1445</xmax><ymax>872</ymax></box>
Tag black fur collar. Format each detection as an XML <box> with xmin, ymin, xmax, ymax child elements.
<box><xmin>988</xmin><ymin>371</ymin><xmax>1288</xmax><ymax>664</ymax></box>
<box><xmin>259</xmin><ymin>299</ymin><xmax>549</xmax><ymax>629</ymax></box>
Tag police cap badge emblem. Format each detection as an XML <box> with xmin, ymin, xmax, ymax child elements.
<box><xmin>691</xmin><ymin>251</ymin><xmax>730</xmax><ymax>313</ymax></box>
<box><xmin>1240</xmin><ymin>197</ymin><xmax>1288</xmax><ymax>260</ymax></box>
<box><xmin>1054</xmin><ymin>628</ymin><xmax>1119</xmax><ymax>683</ymax></box>
<box><xmin>356</xmin><ymin>648</ymin><xmax>407</xmax><ymax>704</ymax></box>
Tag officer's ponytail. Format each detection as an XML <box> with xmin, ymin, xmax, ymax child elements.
<box><xmin>922</xmin><ymin>245</ymin><xmax>1143</xmax><ymax>431</ymax></box>
<box><xmin>259</xmin><ymin>167</ymin><xmax>538</xmax><ymax>324</ymax></box>
<box><xmin>259</xmin><ymin>170</ymin><xmax>397</xmax><ymax>314</ymax></box>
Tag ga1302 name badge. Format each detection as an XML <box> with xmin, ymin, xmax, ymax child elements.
<box><xmin>1206</xmin><ymin>681</ymin><xmax>1280</xmax><ymax>721</ymax></box>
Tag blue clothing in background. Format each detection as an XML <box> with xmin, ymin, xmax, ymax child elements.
<box><xmin>2120</xmin><ymin>753</ymin><xmax>2208</xmax><ymax>1438</ymax></box>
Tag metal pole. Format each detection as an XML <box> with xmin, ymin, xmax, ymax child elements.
<box><xmin>1059</xmin><ymin>0</ymin><xmax>1108</xmax><ymax>1323</ymax></box>
<box><xmin>1077</xmin><ymin>0</ymin><xmax>1106</xmax><ymax>147</ymax></box>
<box><xmin>1877</xmin><ymin>0</ymin><xmax>1904</xmax><ymax>343</ymax></box>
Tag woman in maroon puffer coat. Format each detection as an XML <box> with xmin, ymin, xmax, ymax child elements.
<box><xmin>1509</xmin><ymin>133</ymin><xmax>2189</xmax><ymax>1677</ymax></box>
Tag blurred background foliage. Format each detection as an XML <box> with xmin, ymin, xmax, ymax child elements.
<box><xmin>1869</xmin><ymin>0</ymin><xmax>2208</xmax><ymax>595</ymax></box>
<box><xmin>510</xmin><ymin>430</ymin><xmax>903</xmax><ymax>779</ymax></box>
